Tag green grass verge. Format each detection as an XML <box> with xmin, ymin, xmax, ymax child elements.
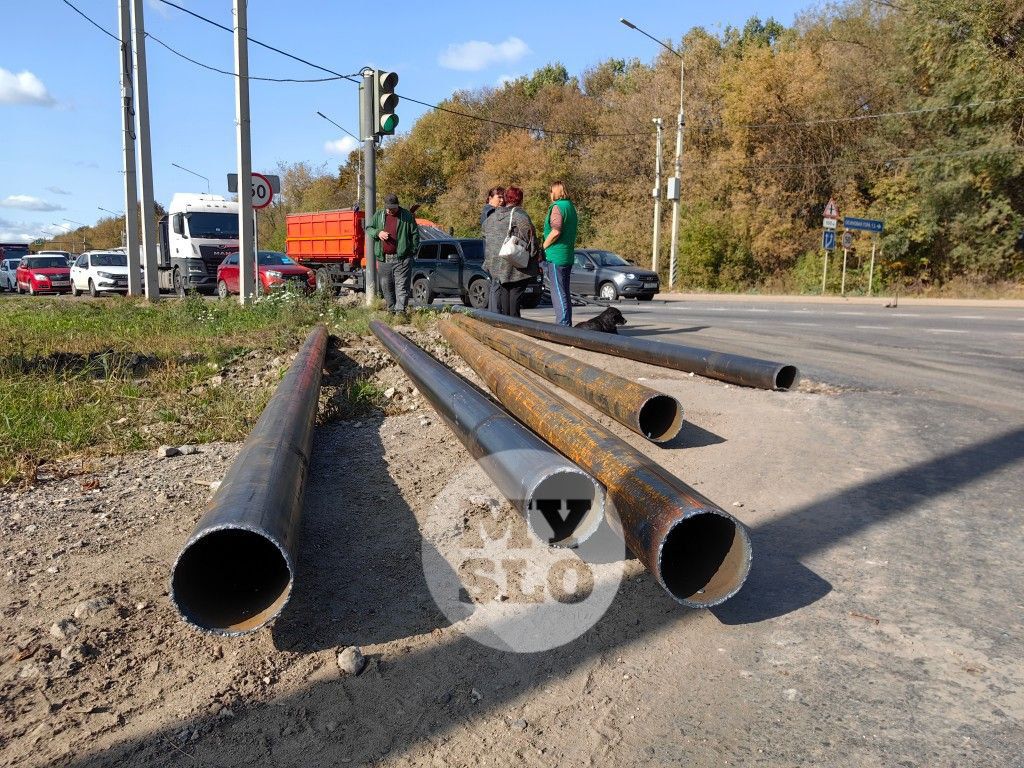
<box><xmin>0</xmin><ymin>293</ymin><xmax>415</xmax><ymax>485</ymax></box>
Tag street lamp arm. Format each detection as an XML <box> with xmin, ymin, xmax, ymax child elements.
<box><xmin>619</xmin><ymin>18</ymin><xmax>683</xmax><ymax>59</ymax></box>
<box><xmin>316</xmin><ymin>111</ymin><xmax>359</xmax><ymax>141</ymax></box>
<box><xmin>170</xmin><ymin>162</ymin><xmax>211</xmax><ymax>194</ymax></box>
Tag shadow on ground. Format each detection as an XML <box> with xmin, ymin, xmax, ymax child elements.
<box><xmin>64</xmin><ymin>426</ymin><xmax>1024</xmax><ymax>766</ymax></box>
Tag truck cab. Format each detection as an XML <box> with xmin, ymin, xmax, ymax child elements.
<box><xmin>158</xmin><ymin>194</ymin><xmax>240</xmax><ymax>295</ymax></box>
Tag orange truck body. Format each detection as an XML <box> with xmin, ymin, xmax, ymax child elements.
<box><xmin>286</xmin><ymin>210</ymin><xmax>366</xmax><ymax>268</ymax></box>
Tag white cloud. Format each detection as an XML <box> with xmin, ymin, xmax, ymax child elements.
<box><xmin>0</xmin><ymin>217</ymin><xmax>65</xmax><ymax>242</ymax></box>
<box><xmin>496</xmin><ymin>74</ymin><xmax>520</xmax><ymax>87</ymax></box>
<box><xmin>0</xmin><ymin>195</ymin><xmax>64</xmax><ymax>212</ymax></box>
<box><xmin>324</xmin><ymin>136</ymin><xmax>359</xmax><ymax>156</ymax></box>
<box><xmin>0</xmin><ymin>68</ymin><xmax>56</xmax><ymax>106</ymax></box>
<box><xmin>45</xmin><ymin>186</ymin><xmax>72</xmax><ymax>196</ymax></box>
<box><xmin>439</xmin><ymin>37</ymin><xmax>530</xmax><ymax>72</ymax></box>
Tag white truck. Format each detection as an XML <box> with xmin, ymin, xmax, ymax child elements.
<box><xmin>157</xmin><ymin>193</ymin><xmax>240</xmax><ymax>295</ymax></box>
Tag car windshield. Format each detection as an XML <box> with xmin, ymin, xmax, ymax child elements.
<box><xmin>460</xmin><ymin>240</ymin><xmax>484</xmax><ymax>261</ymax></box>
<box><xmin>186</xmin><ymin>212</ymin><xmax>239</xmax><ymax>239</ymax></box>
<box><xmin>23</xmin><ymin>257</ymin><xmax>68</xmax><ymax>269</ymax></box>
<box><xmin>590</xmin><ymin>251</ymin><xmax>631</xmax><ymax>267</ymax></box>
<box><xmin>91</xmin><ymin>253</ymin><xmax>127</xmax><ymax>267</ymax></box>
<box><xmin>257</xmin><ymin>252</ymin><xmax>295</xmax><ymax>266</ymax></box>
<box><xmin>5</xmin><ymin>258</ymin><xmax>21</xmax><ymax>267</ymax></box>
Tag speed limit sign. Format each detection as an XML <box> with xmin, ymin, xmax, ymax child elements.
<box><xmin>842</xmin><ymin>231</ymin><xmax>853</xmax><ymax>249</ymax></box>
<box><xmin>251</xmin><ymin>172</ymin><xmax>273</xmax><ymax>209</ymax></box>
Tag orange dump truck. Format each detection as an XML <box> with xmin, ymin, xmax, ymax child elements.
<box><xmin>285</xmin><ymin>209</ymin><xmax>366</xmax><ymax>293</ymax></box>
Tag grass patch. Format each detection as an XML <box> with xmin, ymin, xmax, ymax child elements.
<box><xmin>0</xmin><ymin>293</ymin><xmax>403</xmax><ymax>485</ymax></box>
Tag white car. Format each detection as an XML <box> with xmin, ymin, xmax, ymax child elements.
<box><xmin>38</xmin><ymin>249</ymin><xmax>74</xmax><ymax>266</ymax></box>
<box><xmin>70</xmin><ymin>251</ymin><xmax>131</xmax><ymax>296</ymax></box>
<box><xmin>0</xmin><ymin>257</ymin><xmax>21</xmax><ymax>291</ymax></box>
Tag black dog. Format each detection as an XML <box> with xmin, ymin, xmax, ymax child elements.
<box><xmin>574</xmin><ymin>306</ymin><xmax>626</xmax><ymax>334</ymax></box>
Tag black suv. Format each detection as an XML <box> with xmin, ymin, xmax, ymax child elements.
<box><xmin>569</xmin><ymin>248</ymin><xmax>660</xmax><ymax>301</ymax></box>
<box><xmin>410</xmin><ymin>238</ymin><xmax>543</xmax><ymax>309</ymax></box>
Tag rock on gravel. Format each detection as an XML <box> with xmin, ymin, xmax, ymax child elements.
<box><xmin>73</xmin><ymin>598</ymin><xmax>110</xmax><ymax>619</ymax></box>
<box><xmin>178</xmin><ymin>445</ymin><xmax>200</xmax><ymax>456</ymax></box>
<box><xmin>50</xmin><ymin>619</ymin><xmax>79</xmax><ymax>640</ymax></box>
<box><xmin>337</xmin><ymin>646</ymin><xmax>366</xmax><ymax>676</ymax></box>
<box><xmin>156</xmin><ymin>445</ymin><xmax>181</xmax><ymax>458</ymax></box>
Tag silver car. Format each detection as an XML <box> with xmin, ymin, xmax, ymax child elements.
<box><xmin>0</xmin><ymin>257</ymin><xmax>21</xmax><ymax>291</ymax></box>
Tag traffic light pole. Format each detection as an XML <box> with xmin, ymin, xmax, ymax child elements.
<box><xmin>361</xmin><ymin>69</ymin><xmax>377</xmax><ymax>306</ymax></box>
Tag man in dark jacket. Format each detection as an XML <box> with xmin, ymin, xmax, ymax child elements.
<box><xmin>365</xmin><ymin>193</ymin><xmax>420</xmax><ymax>314</ymax></box>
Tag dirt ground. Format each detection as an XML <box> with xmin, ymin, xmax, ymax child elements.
<box><xmin>1</xmin><ymin>315</ymin><xmax>1022</xmax><ymax>767</ymax></box>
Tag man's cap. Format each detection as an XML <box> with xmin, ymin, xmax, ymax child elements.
<box><xmin>384</xmin><ymin>193</ymin><xmax>400</xmax><ymax>209</ymax></box>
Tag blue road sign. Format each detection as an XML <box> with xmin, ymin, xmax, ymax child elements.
<box><xmin>822</xmin><ymin>230</ymin><xmax>836</xmax><ymax>251</ymax></box>
<box><xmin>844</xmin><ymin>216</ymin><xmax>884</xmax><ymax>233</ymax></box>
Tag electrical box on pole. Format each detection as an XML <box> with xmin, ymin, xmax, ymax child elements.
<box><xmin>373</xmin><ymin>70</ymin><xmax>399</xmax><ymax>136</ymax></box>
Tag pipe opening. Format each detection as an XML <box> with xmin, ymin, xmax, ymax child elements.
<box><xmin>659</xmin><ymin>512</ymin><xmax>751</xmax><ymax>607</ymax></box>
<box><xmin>638</xmin><ymin>395</ymin><xmax>685</xmax><ymax>443</ymax></box>
<box><xmin>774</xmin><ymin>365</ymin><xmax>799</xmax><ymax>390</ymax></box>
<box><xmin>527</xmin><ymin>470</ymin><xmax>604</xmax><ymax>547</ymax></box>
<box><xmin>171</xmin><ymin>528</ymin><xmax>292</xmax><ymax>634</ymax></box>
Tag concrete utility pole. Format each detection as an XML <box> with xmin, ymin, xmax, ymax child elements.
<box><xmin>130</xmin><ymin>0</ymin><xmax>159</xmax><ymax>301</ymax></box>
<box><xmin>651</xmin><ymin>117</ymin><xmax>664</xmax><ymax>275</ymax></box>
<box><xmin>233</xmin><ymin>0</ymin><xmax>255</xmax><ymax>305</ymax></box>
<box><xmin>360</xmin><ymin>69</ymin><xmax>377</xmax><ymax>305</ymax></box>
<box><xmin>118</xmin><ymin>0</ymin><xmax>141</xmax><ymax>296</ymax></box>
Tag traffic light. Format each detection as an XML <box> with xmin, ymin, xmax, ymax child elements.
<box><xmin>373</xmin><ymin>70</ymin><xmax>399</xmax><ymax>136</ymax></box>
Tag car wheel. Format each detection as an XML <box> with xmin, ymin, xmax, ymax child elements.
<box><xmin>217</xmin><ymin>280</ymin><xmax>229</xmax><ymax>300</ymax></box>
<box><xmin>88</xmin><ymin>279</ymin><xmax>99</xmax><ymax>298</ymax></box>
<box><xmin>255</xmin><ymin>278</ymin><xmax>265</xmax><ymax>297</ymax></box>
<box><xmin>28</xmin><ymin>283</ymin><xmax>36</xmax><ymax>296</ymax></box>
<box><xmin>599</xmin><ymin>282</ymin><xmax>619</xmax><ymax>301</ymax></box>
<box><xmin>315</xmin><ymin>268</ymin><xmax>335</xmax><ymax>295</ymax></box>
<box><xmin>71</xmin><ymin>280</ymin><xmax>81</xmax><ymax>297</ymax></box>
<box><xmin>173</xmin><ymin>268</ymin><xmax>186</xmax><ymax>297</ymax></box>
<box><xmin>412</xmin><ymin>277</ymin><xmax>433</xmax><ymax>305</ymax></box>
<box><xmin>467</xmin><ymin>278</ymin><xmax>489</xmax><ymax>309</ymax></box>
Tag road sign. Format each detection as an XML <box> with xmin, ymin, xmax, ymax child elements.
<box><xmin>822</xmin><ymin>230</ymin><xmax>836</xmax><ymax>251</ymax></box>
<box><xmin>823</xmin><ymin>217</ymin><xmax>837</xmax><ymax>230</ymax></box>
<box><xmin>227</xmin><ymin>173</ymin><xmax>281</xmax><ymax>195</ymax></box>
<box><xmin>842</xmin><ymin>231</ymin><xmax>853</xmax><ymax>249</ymax></box>
<box><xmin>843</xmin><ymin>216</ymin><xmax>884</xmax><ymax>233</ymax></box>
<box><xmin>823</xmin><ymin>198</ymin><xmax>839</xmax><ymax>218</ymax></box>
<box><xmin>250</xmin><ymin>173</ymin><xmax>273</xmax><ymax>209</ymax></box>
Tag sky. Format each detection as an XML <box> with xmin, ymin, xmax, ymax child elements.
<box><xmin>0</xmin><ymin>0</ymin><xmax>810</xmax><ymax>243</ymax></box>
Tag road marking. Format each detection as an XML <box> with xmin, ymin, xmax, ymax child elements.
<box><xmin>856</xmin><ymin>325</ymin><xmax>891</xmax><ymax>330</ymax></box>
<box><xmin>837</xmin><ymin>311</ymin><xmax>867</xmax><ymax>316</ymax></box>
<box><xmin>784</xmin><ymin>322</ymin><xmax>820</xmax><ymax>327</ymax></box>
<box><xmin>926</xmin><ymin>328</ymin><xmax>968</xmax><ymax>334</ymax></box>
<box><xmin>747</xmin><ymin>308</ymin><xmax>770</xmax><ymax>312</ymax></box>
<box><xmin>890</xmin><ymin>313</ymin><xmax>920</xmax><ymax>318</ymax></box>
<box><xmin>951</xmin><ymin>315</ymin><xmax>985</xmax><ymax>320</ymax></box>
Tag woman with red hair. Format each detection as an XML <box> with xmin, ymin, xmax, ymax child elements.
<box><xmin>482</xmin><ymin>185</ymin><xmax>541</xmax><ymax>317</ymax></box>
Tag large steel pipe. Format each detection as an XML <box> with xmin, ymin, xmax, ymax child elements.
<box><xmin>452</xmin><ymin>314</ymin><xmax>683</xmax><ymax>443</ymax></box>
<box><xmin>453</xmin><ymin>307</ymin><xmax>799</xmax><ymax>391</ymax></box>
<box><xmin>370</xmin><ymin>321</ymin><xmax>604</xmax><ymax>546</ymax></box>
<box><xmin>170</xmin><ymin>325</ymin><xmax>329</xmax><ymax>635</ymax></box>
<box><xmin>440</xmin><ymin>320</ymin><xmax>752</xmax><ymax>607</ymax></box>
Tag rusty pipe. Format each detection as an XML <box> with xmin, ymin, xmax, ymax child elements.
<box><xmin>370</xmin><ymin>321</ymin><xmax>604</xmax><ymax>546</ymax></box>
<box><xmin>440</xmin><ymin>320</ymin><xmax>751</xmax><ymax>607</ymax></box>
<box><xmin>451</xmin><ymin>314</ymin><xmax>683</xmax><ymax>443</ymax></box>
<box><xmin>170</xmin><ymin>325</ymin><xmax>329</xmax><ymax>635</ymax></box>
<box><xmin>453</xmin><ymin>307</ymin><xmax>799</xmax><ymax>390</ymax></box>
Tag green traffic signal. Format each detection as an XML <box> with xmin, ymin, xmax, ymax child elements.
<box><xmin>374</xmin><ymin>69</ymin><xmax>399</xmax><ymax>136</ymax></box>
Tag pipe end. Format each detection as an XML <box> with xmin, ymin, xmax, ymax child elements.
<box><xmin>638</xmin><ymin>394</ymin><xmax>685</xmax><ymax>443</ymax></box>
<box><xmin>170</xmin><ymin>526</ymin><xmax>293</xmax><ymax>635</ymax></box>
<box><xmin>658</xmin><ymin>509</ymin><xmax>752</xmax><ymax>608</ymax></box>
<box><xmin>526</xmin><ymin>469</ymin><xmax>605</xmax><ymax>548</ymax></box>
<box><xmin>774</xmin><ymin>365</ymin><xmax>800</xmax><ymax>391</ymax></box>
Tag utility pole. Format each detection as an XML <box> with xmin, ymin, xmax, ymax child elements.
<box><xmin>668</xmin><ymin>53</ymin><xmax>684</xmax><ymax>291</ymax></box>
<box><xmin>651</xmin><ymin>117</ymin><xmax>664</xmax><ymax>275</ymax></box>
<box><xmin>118</xmin><ymin>0</ymin><xmax>141</xmax><ymax>297</ymax></box>
<box><xmin>360</xmin><ymin>69</ymin><xmax>377</xmax><ymax>305</ymax></box>
<box><xmin>130</xmin><ymin>0</ymin><xmax>159</xmax><ymax>301</ymax></box>
<box><xmin>233</xmin><ymin>0</ymin><xmax>255</xmax><ymax>305</ymax></box>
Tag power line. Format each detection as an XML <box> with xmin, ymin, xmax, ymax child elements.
<box><xmin>60</xmin><ymin>0</ymin><xmax>118</xmax><ymax>41</ymax></box>
<box><xmin>732</xmin><ymin>144</ymin><xmax>1024</xmax><ymax>171</ymax></box>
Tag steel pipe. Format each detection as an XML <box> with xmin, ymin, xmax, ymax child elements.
<box><xmin>451</xmin><ymin>314</ymin><xmax>683</xmax><ymax>443</ymax></box>
<box><xmin>370</xmin><ymin>321</ymin><xmax>604</xmax><ymax>546</ymax></box>
<box><xmin>453</xmin><ymin>307</ymin><xmax>799</xmax><ymax>391</ymax></box>
<box><xmin>170</xmin><ymin>325</ymin><xmax>329</xmax><ymax>635</ymax></box>
<box><xmin>440</xmin><ymin>320</ymin><xmax>752</xmax><ymax>608</ymax></box>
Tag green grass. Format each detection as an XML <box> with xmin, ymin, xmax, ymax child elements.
<box><xmin>0</xmin><ymin>293</ymin><xmax>410</xmax><ymax>485</ymax></box>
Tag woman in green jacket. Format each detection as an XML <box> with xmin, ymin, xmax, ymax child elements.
<box><xmin>542</xmin><ymin>181</ymin><xmax>578</xmax><ymax>326</ymax></box>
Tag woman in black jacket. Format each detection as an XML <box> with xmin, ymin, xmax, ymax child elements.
<box><xmin>482</xmin><ymin>186</ymin><xmax>541</xmax><ymax>317</ymax></box>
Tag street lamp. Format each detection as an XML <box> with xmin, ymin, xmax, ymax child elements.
<box><xmin>620</xmin><ymin>17</ymin><xmax>684</xmax><ymax>290</ymax></box>
<box><xmin>99</xmin><ymin>207</ymin><xmax>126</xmax><ymax>247</ymax></box>
<box><xmin>171</xmin><ymin>162</ymin><xmax>211</xmax><ymax>194</ymax></box>
<box><xmin>316</xmin><ymin>110</ymin><xmax>362</xmax><ymax>206</ymax></box>
<box><xmin>59</xmin><ymin>219</ymin><xmax>87</xmax><ymax>253</ymax></box>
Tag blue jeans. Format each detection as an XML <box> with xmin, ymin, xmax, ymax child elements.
<box><xmin>545</xmin><ymin>262</ymin><xmax>573</xmax><ymax>326</ymax></box>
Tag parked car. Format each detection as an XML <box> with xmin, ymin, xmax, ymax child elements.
<box><xmin>70</xmin><ymin>251</ymin><xmax>132</xmax><ymax>296</ymax></box>
<box><xmin>216</xmin><ymin>250</ymin><xmax>316</xmax><ymax>298</ymax></box>
<box><xmin>409</xmin><ymin>237</ymin><xmax>544</xmax><ymax>309</ymax></box>
<box><xmin>1</xmin><ymin>256</ymin><xmax>22</xmax><ymax>291</ymax></box>
<box><xmin>569</xmin><ymin>249</ymin><xmax>659</xmax><ymax>301</ymax></box>
<box><xmin>14</xmin><ymin>254</ymin><xmax>73</xmax><ymax>295</ymax></box>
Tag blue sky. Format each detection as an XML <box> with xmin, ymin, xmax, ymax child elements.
<box><xmin>0</xmin><ymin>0</ymin><xmax>809</xmax><ymax>242</ymax></box>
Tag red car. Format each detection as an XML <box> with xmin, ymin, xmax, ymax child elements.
<box><xmin>216</xmin><ymin>251</ymin><xmax>316</xmax><ymax>298</ymax></box>
<box><xmin>15</xmin><ymin>254</ymin><xmax>73</xmax><ymax>295</ymax></box>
